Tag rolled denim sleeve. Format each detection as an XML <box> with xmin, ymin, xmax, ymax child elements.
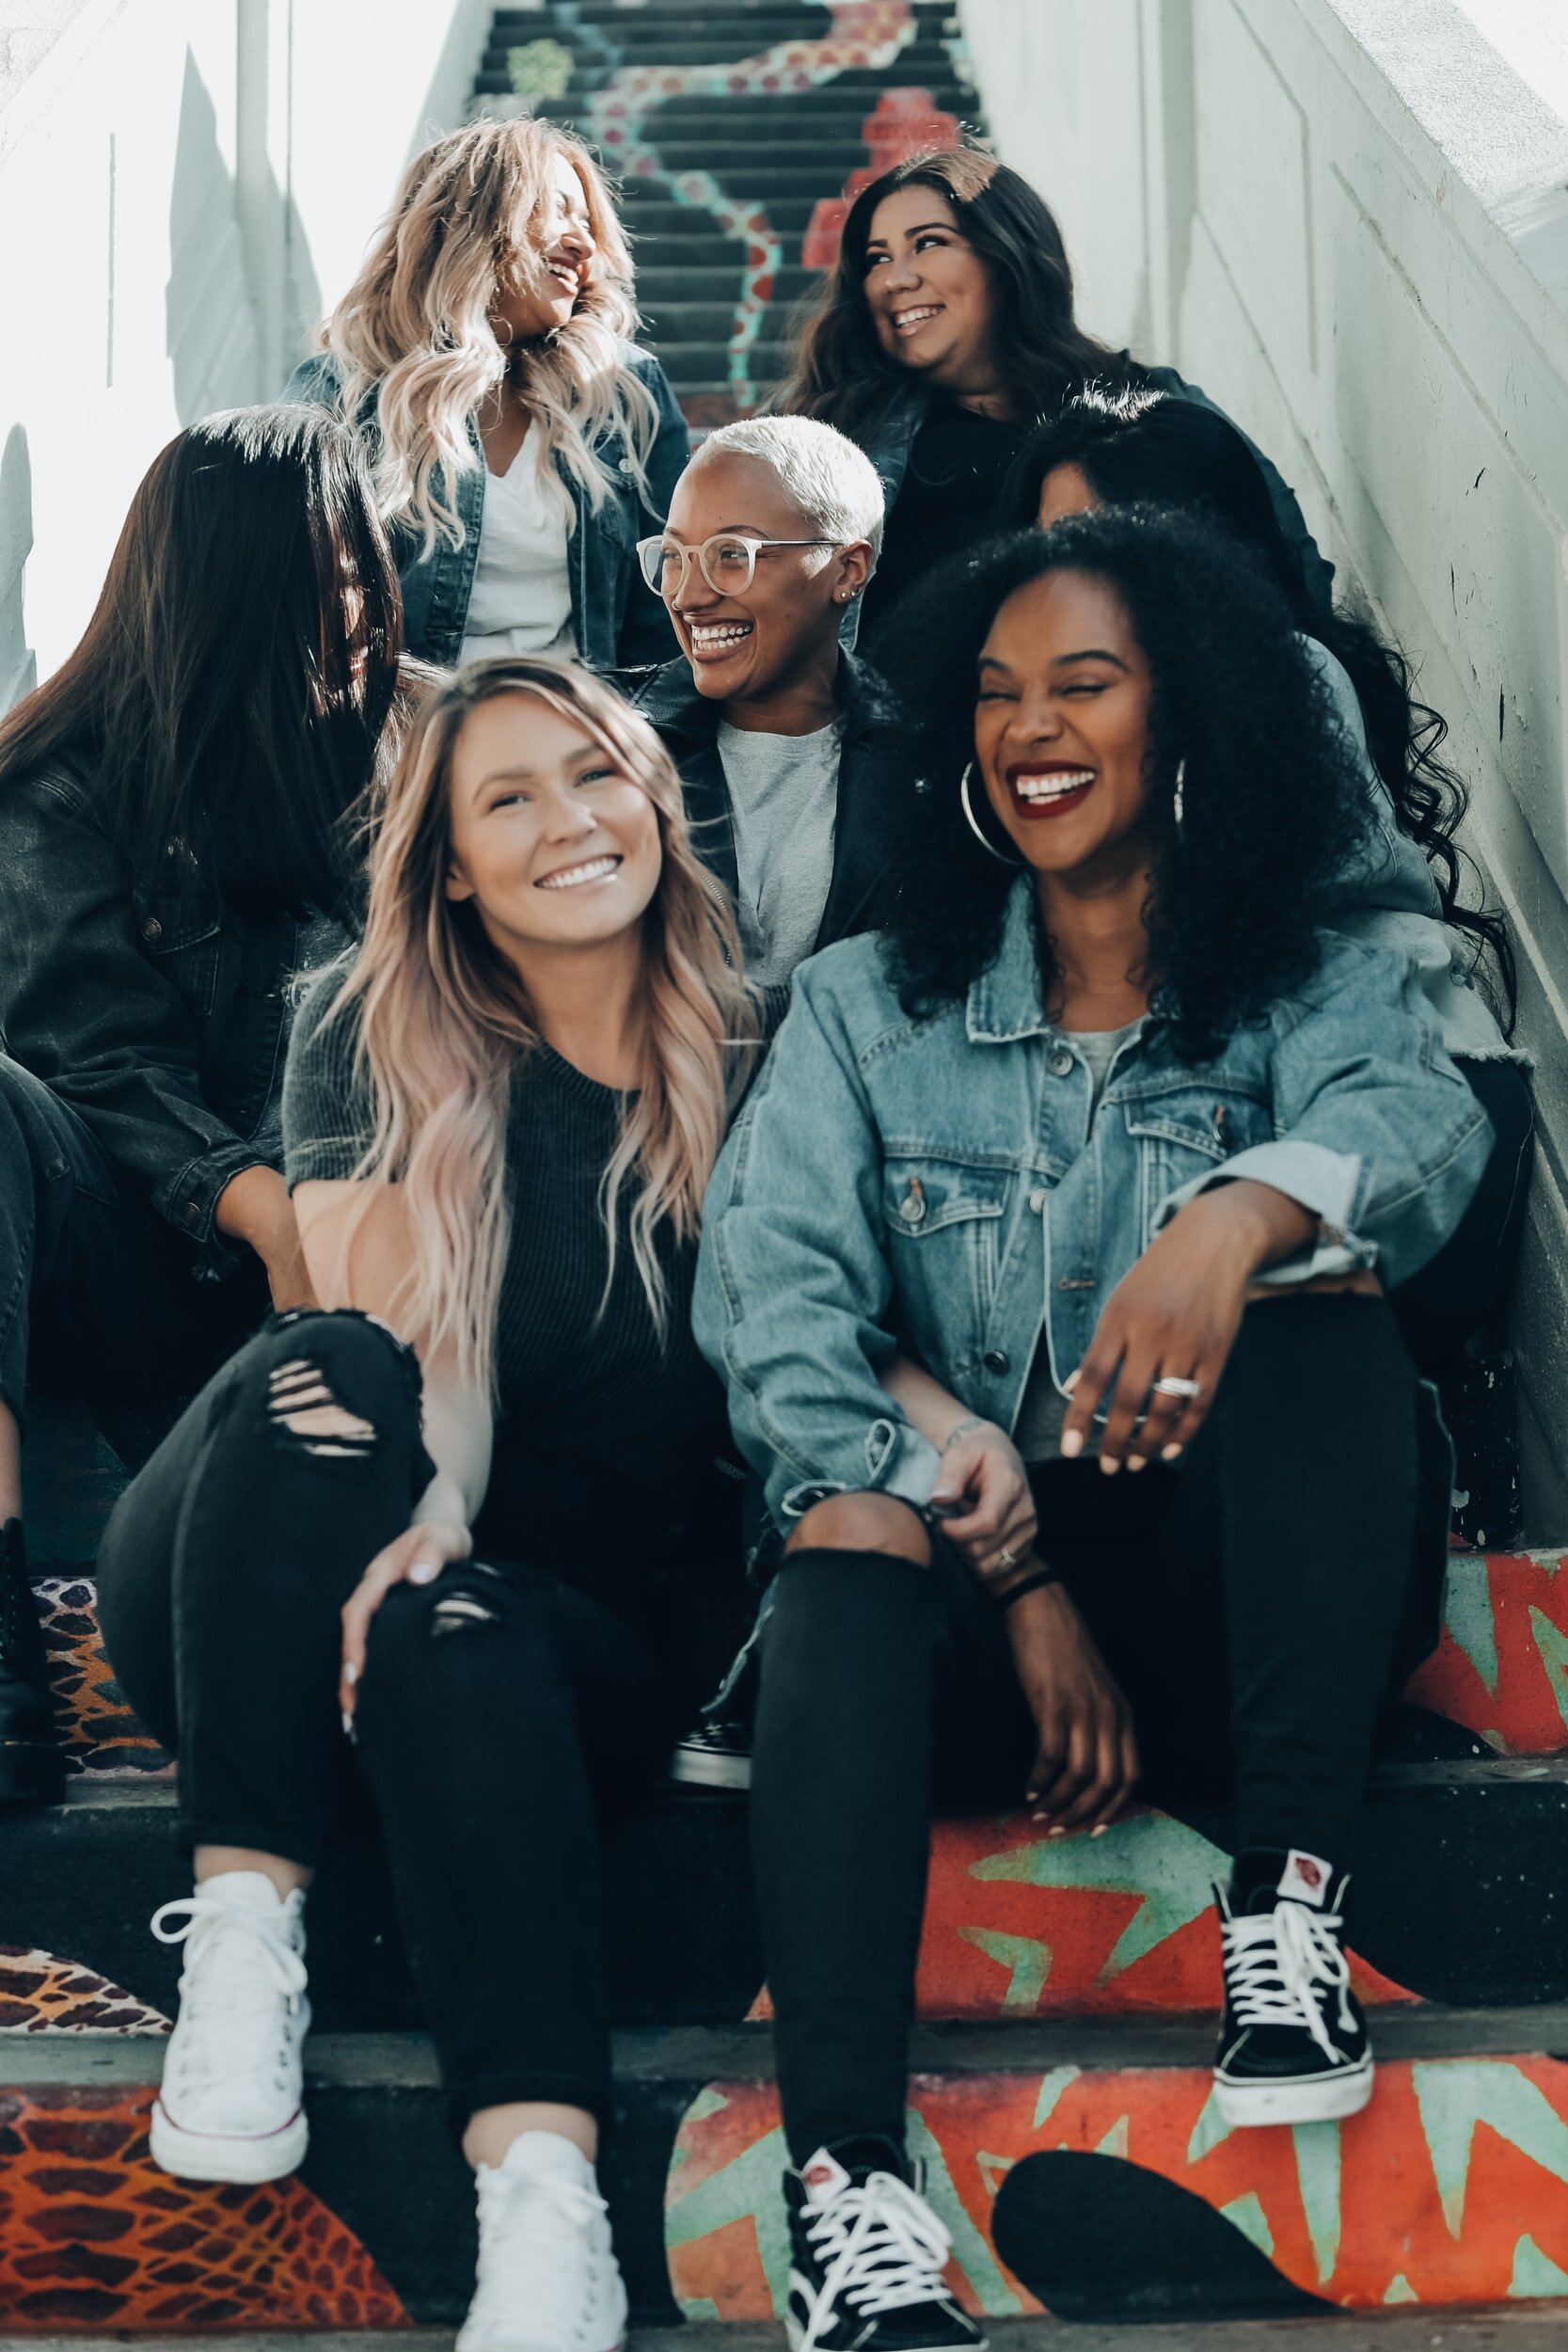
<box><xmin>1152</xmin><ymin>937</ymin><xmax>1493</xmax><ymax>1288</ymax></box>
<box><xmin>0</xmin><ymin>771</ymin><xmax>263</xmax><ymax>1256</ymax></box>
<box><xmin>693</xmin><ymin>960</ymin><xmax>942</xmax><ymax>1529</ymax></box>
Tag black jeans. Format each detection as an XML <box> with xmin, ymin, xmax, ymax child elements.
<box><xmin>95</xmin><ymin>1308</ymin><xmax>705</xmax><ymax>2133</ymax></box>
<box><xmin>0</xmin><ymin>1055</ymin><xmax>266</xmax><ymax>1427</ymax></box>
<box><xmin>1391</xmin><ymin>1055</ymin><xmax>1533</xmax><ymax>1376</ymax></box>
<box><xmin>751</xmin><ymin>1296</ymin><xmax>1449</xmax><ymax>2160</ymax></box>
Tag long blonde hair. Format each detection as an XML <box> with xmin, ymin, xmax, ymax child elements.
<box><xmin>320</xmin><ymin>120</ymin><xmax>659</xmax><ymax>559</ymax></box>
<box><xmin>325</xmin><ymin>658</ymin><xmax>754</xmax><ymax>1396</ymax></box>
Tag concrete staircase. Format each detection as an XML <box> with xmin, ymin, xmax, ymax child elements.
<box><xmin>7</xmin><ymin>1392</ymin><xmax>1568</xmax><ymax>2329</ymax></box>
<box><xmin>471</xmin><ymin>0</ymin><xmax>985</xmax><ymax>425</ymax></box>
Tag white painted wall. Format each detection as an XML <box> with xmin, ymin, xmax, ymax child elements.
<box><xmin>0</xmin><ymin>0</ymin><xmax>489</xmax><ymax>707</ymax></box>
<box><xmin>960</xmin><ymin>0</ymin><xmax>1568</xmax><ymax>1529</ymax></box>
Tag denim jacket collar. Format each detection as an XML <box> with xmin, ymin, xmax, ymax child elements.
<box><xmin>963</xmin><ymin>878</ymin><xmax>1152</xmax><ymax>1052</ymax></box>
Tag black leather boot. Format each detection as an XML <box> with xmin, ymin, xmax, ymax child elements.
<box><xmin>0</xmin><ymin>1518</ymin><xmax>63</xmax><ymax>1803</ymax></box>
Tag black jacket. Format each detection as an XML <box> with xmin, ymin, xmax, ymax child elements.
<box><xmin>618</xmin><ymin>652</ymin><xmax>901</xmax><ymax>969</ymax></box>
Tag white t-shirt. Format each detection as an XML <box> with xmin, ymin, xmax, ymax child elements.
<box><xmin>716</xmin><ymin>718</ymin><xmax>841</xmax><ymax>988</ymax></box>
<box><xmin>459</xmin><ymin>430</ymin><xmax>575</xmax><ymax>664</ymax></box>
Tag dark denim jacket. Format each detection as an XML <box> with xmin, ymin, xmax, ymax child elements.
<box><xmin>286</xmin><ymin>346</ymin><xmax>689</xmax><ymax>670</ymax></box>
<box><xmin>0</xmin><ymin>763</ymin><xmax>349</xmax><ymax>1268</ymax></box>
<box><xmin>844</xmin><ymin>363</ymin><xmax>1336</xmax><ymax>649</ymax></box>
<box><xmin>616</xmin><ymin>650</ymin><xmax>898</xmax><ymax>965</ymax></box>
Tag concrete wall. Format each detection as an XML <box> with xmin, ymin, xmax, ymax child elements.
<box><xmin>960</xmin><ymin>0</ymin><xmax>1568</xmax><ymax>1534</ymax></box>
<box><xmin>0</xmin><ymin>0</ymin><xmax>489</xmax><ymax>708</ymax></box>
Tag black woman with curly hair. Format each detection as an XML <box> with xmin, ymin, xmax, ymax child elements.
<box><xmin>692</xmin><ymin>512</ymin><xmax>1490</xmax><ymax>2350</ymax></box>
<box><xmin>778</xmin><ymin>146</ymin><xmax>1332</xmax><ymax>653</ymax></box>
<box><xmin>994</xmin><ymin>388</ymin><xmax>1531</xmax><ymax>1375</ymax></box>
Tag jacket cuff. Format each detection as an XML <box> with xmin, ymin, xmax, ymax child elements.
<box><xmin>1153</xmin><ymin>1140</ymin><xmax>1380</xmax><ymax>1282</ymax></box>
<box><xmin>774</xmin><ymin>1416</ymin><xmax>942</xmax><ymax>1525</ymax></box>
<box><xmin>161</xmin><ymin>1144</ymin><xmax>274</xmax><ymax>1270</ymax></box>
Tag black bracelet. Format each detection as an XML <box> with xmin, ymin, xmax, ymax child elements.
<box><xmin>994</xmin><ymin>1565</ymin><xmax>1061</xmax><ymax>1610</ymax></box>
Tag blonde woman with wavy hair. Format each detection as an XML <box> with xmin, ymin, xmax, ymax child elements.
<box><xmin>289</xmin><ymin>118</ymin><xmax>690</xmax><ymax>672</ymax></box>
<box><xmin>94</xmin><ymin>658</ymin><xmax>756</xmax><ymax>2349</ymax></box>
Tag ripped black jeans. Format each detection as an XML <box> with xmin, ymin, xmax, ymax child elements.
<box><xmin>95</xmin><ymin>1309</ymin><xmax>698</xmax><ymax>2131</ymax></box>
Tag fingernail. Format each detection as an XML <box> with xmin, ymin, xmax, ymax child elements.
<box><xmin>409</xmin><ymin>1561</ymin><xmax>437</xmax><ymax>1584</ymax></box>
<box><xmin>1127</xmin><ymin>1455</ymin><xmax>1146</xmax><ymax>1473</ymax></box>
<box><xmin>1031</xmin><ymin>1811</ymin><xmax>1046</xmax><ymax>1822</ymax></box>
<box><xmin>1060</xmin><ymin>1429</ymin><xmax>1084</xmax><ymax>1459</ymax></box>
<box><xmin>1162</xmin><ymin>1443</ymin><xmax>1182</xmax><ymax>1462</ymax></box>
<box><xmin>341</xmin><ymin>1708</ymin><xmax>355</xmax><ymax>1740</ymax></box>
<box><xmin>342</xmin><ymin>1661</ymin><xmax>358</xmax><ymax>1685</ymax></box>
<box><xmin>1062</xmin><ymin>1371</ymin><xmax>1080</xmax><ymax>1392</ymax></box>
<box><xmin>1048</xmin><ymin>1826</ymin><xmax>1066</xmax><ymax>1838</ymax></box>
<box><xmin>1091</xmin><ymin>1824</ymin><xmax>1107</xmax><ymax>1837</ymax></box>
<box><xmin>1100</xmin><ymin>1454</ymin><xmax>1120</xmax><ymax>1476</ymax></box>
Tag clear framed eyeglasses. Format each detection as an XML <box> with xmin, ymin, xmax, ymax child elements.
<box><xmin>636</xmin><ymin>532</ymin><xmax>843</xmax><ymax>598</ymax></box>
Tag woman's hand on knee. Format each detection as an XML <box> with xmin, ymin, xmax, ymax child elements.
<box><xmin>928</xmin><ymin>1420</ymin><xmax>1037</xmax><ymax>1583</ymax></box>
<box><xmin>1006</xmin><ymin>1583</ymin><xmax>1138</xmax><ymax>1834</ymax></box>
<box><xmin>340</xmin><ymin>1518</ymin><xmax>471</xmax><ymax>1723</ymax></box>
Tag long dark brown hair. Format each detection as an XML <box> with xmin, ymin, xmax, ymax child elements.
<box><xmin>0</xmin><ymin>404</ymin><xmax>403</xmax><ymax>917</ymax></box>
<box><xmin>778</xmin><ymin>148</ymin><xmax>1134</xmax><ymax>444</ymax></box>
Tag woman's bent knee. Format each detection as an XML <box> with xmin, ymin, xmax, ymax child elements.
<box><xmin>785</xmin><ymin>1490</ymin><xmax>931</xmax><ymax>1565</ymax></box>
<box><xmin>235</xmin><ymin>1310</ymin><xmax>422</xmax><ymax>1455</ymax></box>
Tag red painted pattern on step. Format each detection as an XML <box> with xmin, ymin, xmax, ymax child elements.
<box><xmin>1404</xmin><ymin>1550</ymin><xmax>1568</xmax><ymax>1753</ymax></box>
<box><xmin>802</xmin><ymin>87</ymin><xmax>966</xmax><ymax>271</ymax></box>
<box><xmin>0</xmin><ymin>2085</ymin><xmax>408</xmax><ymax>2332</ymax></box>
<box><xmin>667</xmin><ymin>2054</ymin><xmax>1568</xmax><ymax>2316</ymax></box>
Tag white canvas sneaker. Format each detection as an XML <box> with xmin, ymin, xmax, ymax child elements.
<box><xmin>457</xmin><ymin>2130</ymin><xmax>627</xmax><ymax>2352</ymax></box>
<box><xmin>149</xmin><ymin>1870</ymin><xmax>310</xmax><ymax>2183</ymax></box>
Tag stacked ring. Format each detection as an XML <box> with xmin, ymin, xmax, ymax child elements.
<box><xmin>1152</xmin><ymin>1375</ymin><xmax>1202</xmax><ymax>1401</ymax></box>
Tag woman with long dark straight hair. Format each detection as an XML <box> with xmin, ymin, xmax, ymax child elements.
<box><xmin>0</xmin><ymin>404</ymin><xmax>403</xmax><ymax>1803</ymax></box>
<box><xmin>996</xmin><ymin>389</ymin><xmax>1530</xmax><ymax>1375</ymax></box>
<box><xmin>779</xmin><ymin>146</ymin><xmax>1332</xmax><ymax>647</ymax></box>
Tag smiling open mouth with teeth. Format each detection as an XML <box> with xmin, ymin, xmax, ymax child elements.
<box><xmin>536</xmin><ymin>853</ymin><xmax>621</xmax><ymax>890</ymax></box>
<box><xmin>1006</xmin><ymin>767</ymin><xmax>1098</xmax><ymax>820</ymax></box>
<box><xmin>687</xmin><ymin>620</ymin><xmax>755</xmax><ymax>660</ymax></box>
<box><xmin>892</xmin><ymin>304</ymin><xmax>942</xmax><ymax>337</ymax></box>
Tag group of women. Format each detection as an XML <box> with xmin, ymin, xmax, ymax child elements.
<box><xmin>0</xmin><ymin>115</ymin><xmax>1531</xmax><ymax>2352</ymax></box>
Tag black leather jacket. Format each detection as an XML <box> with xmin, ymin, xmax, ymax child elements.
<box><xmin>0</xmin><ymin>761</ymin><xmax>349</xmax><ymax>1270</ymax></box>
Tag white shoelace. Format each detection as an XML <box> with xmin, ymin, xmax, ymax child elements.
<box><xmin>1223</xmin><ymin>1900</ymin><xmax>1354</xmax><ymax>2060</ymax></box>
<box><xmin>800</xmin><ymin>2170</ymin><xmax>954</xmax><ymax>2351</ymax></box>
<box><xmin>467</xmin><ymin>2163</ymin><xmax>610</xmax><ymax>2348</ymax></box>
<box><xmin>151</xmin><ymin>1891</ymin><xmax>308</xmax><ymax>2096</ymax></box>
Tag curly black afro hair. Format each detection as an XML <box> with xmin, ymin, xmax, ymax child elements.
<box><xmin>873</xmin><ymin>506</ymin><xmax>1370</xmax><ymax>1064</ymax></box>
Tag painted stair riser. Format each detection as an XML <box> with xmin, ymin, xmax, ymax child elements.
<box><xmin>9</xmin><ymin>2042</ymin><xmax>1568</xmax><ymax>2327</ymax></box>
<box><xmin>9</xmin><ymin>1774</ymin><xmax>1568</xmax><ymax>2026</ymax></box>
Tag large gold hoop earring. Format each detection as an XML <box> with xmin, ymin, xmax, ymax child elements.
<box><xmin>959</xmin><ymin>764</ymin><xmax>1025</xmax><ymax>866</ymax></box>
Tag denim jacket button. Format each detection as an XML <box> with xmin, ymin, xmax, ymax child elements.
<box><xmin>618</xmin><ymin>456</ymin><xmax>636</xmax><ymax>475</ymax></box>
<box><xmin>1028</xmin><ymin>1187</ymin><xmax>1047</xmax><ymax>1214</ymax></box>
<box><xmin>982</xmin><ymin>1349</ymin><xmax>1009</xmax><ymax>1375</ymax></box>
<box><xmin>142</xmin><ymin>916</ymin><xmax>163</xmax><ymax>945</ymax></box>
<box><xmin>1048</xmin><ymin>1047</ymin><xmax>1074</xmax><ymax>1078</ymax></box>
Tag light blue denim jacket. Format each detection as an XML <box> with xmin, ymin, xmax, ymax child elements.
<box><xmin>693</xmin><ymin>883</ymin><xmax>1493</xmax><ymax>1529</ymax></box>
<box><xmin>285</xmin><ymin>347</ymin><xmax>689</xmax><ymax>670</ymax></box>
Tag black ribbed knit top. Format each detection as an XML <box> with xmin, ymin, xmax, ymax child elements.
<box><xmin>280</xmin><ymin>973</ymin><xmax>733</xmax><ymax>1583</ymax></box>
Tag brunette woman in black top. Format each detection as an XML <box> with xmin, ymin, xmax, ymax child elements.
<box><xmin>94</xmin><ymin>657</ymin><xmax>753</xmax><ymax>2352</ymax></box>
<box><xmin>0</xmin><ymin>405</ymin><xmax>402</xmax><ymax>1803</ymax></box>
<box><xmin>778</xmin><ymin>145</ymin><xmax>1332</xmax><ymax>647</ymax></box>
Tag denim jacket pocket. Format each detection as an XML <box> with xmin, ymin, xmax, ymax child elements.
<box><xmin>1121</xmin><ymin>1085</ymin><xmax>1270</xmax><ymax>1243</ymax></box>
<box><xmin>881</xmin><ymin>1157</ymin><xmax>1012</xmax><ymax>1371</ymax></box>
<box><xmin>132</xmin><ymin>890</ymin><xmax>221</xmax><ymax>1023</ymax></box>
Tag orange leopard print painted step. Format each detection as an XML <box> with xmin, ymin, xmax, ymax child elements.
<box><xmin>35</xmin><ymin>1580</ymin><xmax>171</xmax><ymax>1778</ymax></box>
<box><xmin>0</xmin><ymin>1951</ymin><xmax>169</xmax><ymax>2037</ymax></box>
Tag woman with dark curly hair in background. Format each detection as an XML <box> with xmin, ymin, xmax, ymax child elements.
<box><xmin>995</xmin><ymin>389</ymin><xmax>1531</xmax><ymax>1376</ymax></box>
<box><xmin>692</xmin><ymin>512</ymin><xmax>1489</xmax><ymax>2350</ymax></box>
<box><xmin>778</xmin><ymin>146</ymin><xmax>1331</xmax><ymax>652</ymax></box>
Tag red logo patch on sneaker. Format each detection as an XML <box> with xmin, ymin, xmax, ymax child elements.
<box><xmin>801</xmin><ymin>2149</ymin><xmax>850</xmax><ymax>2202</ymax></box>
<box><xmin>1278</xmin><ymin>1849</ymin><xmax>1330</xmax><ymax>1906</ymax></box>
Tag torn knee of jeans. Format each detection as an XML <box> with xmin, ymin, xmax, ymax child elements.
<box><xmin>266</xmin><ymin>1358</ymin><xmax>378</xmax><ymax>1459</ymax></box>
<box><xmin>430</xmin><ymin>1590</ymin><xmax>499</xmax><ymax>1636</ymax></box>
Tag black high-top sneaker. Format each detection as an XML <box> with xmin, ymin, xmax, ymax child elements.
<box><xmin>0</xmin><ymin>1520</ymin><xmax>63</xmax><ymax>1804</ymax></box>
<box><xmin>1213</xmin><ymin>1847</ymin><xmax>1371</xmax><ymax>2126</ymax></box>
<box><xmin>784</xmin><ymin>2136</ymin><xmax>986</xmax><ymax>2352</ymax></box>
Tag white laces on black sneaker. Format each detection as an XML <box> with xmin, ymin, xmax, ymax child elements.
<box><xmin>800</xmin><ymin>2169</ymin><xmax>954</xmax><ymax>2350</ymax></box>
<box><xmin>1222</xmin><ymin>1900</ymin><xmax>1354</xmax><ymax>2058</ymax></box>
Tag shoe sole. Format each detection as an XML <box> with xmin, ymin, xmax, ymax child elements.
<box><xmin>0</xmin><ymin>1740</ymin><xmax>65</xmax><ymax>1804</ymax></box>
<box><xmin>786</xmin><ymin>2313</ymin><xmax>987</xmax><ymax>2351</ymax></box>
<box><xmin>668</xmin><ymin>1749</ymin><xmax>752</xmax><ymax>1790</ymax></box>
<box><xmin>1213</xmin><ymin>2057</ymin><xmax>1373</xmax><ymax>2127</ymax></box>
<box><xmin>150</xmin><ymin>2099</ymin><xmax>309</xmax><ymax>2184</ymax></box>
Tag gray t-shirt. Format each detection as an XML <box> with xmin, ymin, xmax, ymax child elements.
<box><xmin>716</xmin><ymin>718</ymin><xmax>840</xmax><ymax>988</ymax></box>
<box><xmin>1013</xmin><ymin>1025</ymin><xmax>1138</xmax><ymax>1464</ymax></box>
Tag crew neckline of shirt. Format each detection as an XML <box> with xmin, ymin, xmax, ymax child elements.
<box><xmin>530</xmin><ymin>1037</ymin><xmax>639</xmax><ymax>1104</ymax></box>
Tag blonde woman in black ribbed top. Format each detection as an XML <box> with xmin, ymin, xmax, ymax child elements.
<box><xmin>95</xmin><ymin>657</ymin><xmax>755</xmax><ymax>2349</ymax></box>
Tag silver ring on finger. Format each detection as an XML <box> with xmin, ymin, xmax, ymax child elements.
<box><xmin>995</xmin><ymin>1546</ymin><xmax>1019</xmax><ymax>1573</ymax></box>
<box><xmin>1151</xmin><ymin>1375</ymin><xmax>1202</xmax><ymax>1400</ymax></box>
